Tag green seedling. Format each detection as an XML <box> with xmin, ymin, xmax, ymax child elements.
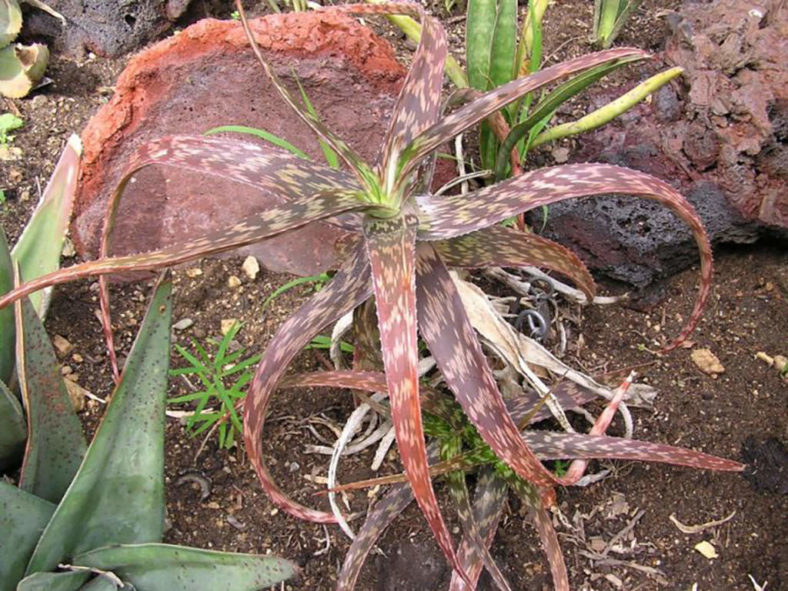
<box><xmin>169</xmin><ymin>322</ymin><xmax>261</xmax><ymax>449</ymax></box>
<box><xmin>0</xmin><ymin>113</ymin><xmax>23</xmax><ymax>144</ymax></box>
<box><xmin>593</xmin><ymin>0</ymin><xmax>644</xmax><ymax>48</ymax></box>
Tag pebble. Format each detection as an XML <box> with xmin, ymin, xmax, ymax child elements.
<box><xmin>173</xmin><ymin>318</ymin><xmax>194</xmax><ymax>331</ymax></box>
<box><xmin>227</xmin><ymin>275</ymin><xmax>242</xmax><ymax>289</ymax></box>
<box><xmin>221</xmin><ymin>318</ymin><xmax>238</xmax><ymax>335</ymax></box>
<box><xmin>72</xmin><ymin>352</ymin><xmax>84</xmax><ymax>363</ymax></box>
<box><xmin>691</xmin><ymin>348</ymin><xmax>725</xmax><ymax>375</ymax></box>
<box><xmin>242</xmin><ymin>256</ymin><xmax>260</xmax><ymax>280</ymax></box>
<box><xmin>185</xmin><ymin>267</ymin><xmax>203</xmax><ymax>278</ymax></box>
<box><xmin>53</xmin><ymin>334</ymin><xmax>73</xmax><ymax>355</ymax></box>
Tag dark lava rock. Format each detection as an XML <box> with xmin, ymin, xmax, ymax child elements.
<box><xmin>73</xmin><ymin>13</ymin><xmax>406</xmax><ymax>277</ymax></box>
<box><xmin>24</xmin><ymin>0</ymin><xmax>193</xmax><ymax>58</ymax></box>
<box><xmin>535</xmin><ymin>0</ymin><xmax>787</xmax><ymax>287</ymax></box>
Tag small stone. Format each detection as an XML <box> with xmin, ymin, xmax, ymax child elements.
<box><xmin>61</xmin><ymin>237</ymin><xmax>76</xmax><ymax>258</ymax></box>
<box><xmin>589</xmin><ymin>537</ymin><xmax>607</xmax><ymax>552</ymax></box>
<box><xmin>72</xmin><ymin>353</ymin><xmax>84</xmax><ymax>363</ymax></box>
<box><xmin>61</xmin><ymin>365</ymin><xmax>73</xmax><ymax>375</ymax></box>
<box><xmin>221</xmin><ymin>318</ymin><xmax>238</xmax><ymax>335</ymax></box>
<box><xmin>173</xmin><ymin>318</ymin><xmax>194</xmax><ymax>331</ymax></box>
<box><xmin>53</xmin><ymin>335</ymin><xmax>73</xmax><ymax>355</ymax></box>
<box><xmin>185</xmin><ymin>267</ymin><xmax>203</xmax><ymax>278</ymax></box>
<box><xmin>694</xmin><ymin>540</ymin><xmax>718</xmax><ymax>559</ymax></box>
<box><xmin>551</xmin><ymin>146</ymin><xmax>570</xmax><ymax>163</ymax></box>
<box><xmin>241</xmin><ymin>256</ymin><xmax>260</xmax><ymax>280</ymax></box>
<box><xmin>64</xmin><ymin>379</ymin><xmax>91</xmax><ymax>412</ymax></box>
<box><xmin>691</xmin><ymin>348</ymin><xmax>725</xmax><ymax>375</ymax></box>
<box><xmin>227</xmin><ymin>275</ymin><xmax>242</xmax><ymax>289</ymax></box>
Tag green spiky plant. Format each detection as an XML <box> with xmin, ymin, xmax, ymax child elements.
<box><xmin>0</xmin><ymin>276</ymin><xmax>296</xmax><ymax>590</ymax></box>
<box><xmin>593</xmin><ymin>0</ymin><xmax>644</xmax><ymax>48</ymax></box>
<box><xmin>0</xmin><ymin>2</ymin><xmax>743</xmax><ymax>588</ymax></box>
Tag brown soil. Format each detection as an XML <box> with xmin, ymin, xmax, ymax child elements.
<box><xmin>2</xmin><ymin>1</ymin><xmax>786</xmax><ymax>590</ymax></box>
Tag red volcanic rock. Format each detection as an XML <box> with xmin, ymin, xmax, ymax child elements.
<box><xmin>75</xmin><ymin>12</ymin><xmax>406</xmax><ymax>276</ymax></box>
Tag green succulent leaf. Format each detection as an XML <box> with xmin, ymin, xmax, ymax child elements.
<box><xmin>244</xmin><ymin>238</ymin><xmax>372</xmax><ymax>523</ymax></box>
<box><xmin>0</xmin><ymin>227</ymin><xmax>12</xmax><ymax>384</ymax></box>
<box><xmin>16</xmin><ymin>292</ymin><xmax>86</xmax><ymax>503</ymax></box>
<box><xmin>16</xmin><ymin>571</ymin><xmax>90</xmax><ymax>591</ymax></box>
<box><xmin>0</xmin><ymin>0</ymin><xmax>23</xmax><ymax>47</ymax></box>
<box><xmin>12</xmin><ymin>134</ymin><xmax>81</xmax><ymax>317</ymax></box>
<box><xmin>73</xmin><ymin>543</ymin><xmax>296</xmax><ymax>590</ymax></box>
<box><xmin>0</xmin><ymin>43</ymin><xmax>49</xmax><ymax>99</ymax></box>
<box><xmin>26</xmin><ymin>278</ymin><xmax>173</xmax><ymax>574</ymax></box>
<box><xmin>0</xmin><ymin>379</ymin><xmax>25</xmax><ymax>470</ymax></box>
<box><xmin>204</xmin><ymin>125</ymin><xmax>310</xmax><ymax>160</ymax></box>
<box><xmin>0</xmin><ymin>481</ymin><xmax>55</xmax><ymax>591</ymax></box>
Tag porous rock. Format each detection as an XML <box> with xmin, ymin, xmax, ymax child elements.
<box><xmin>24</xmin><ymin>0</ymin><xmax>193</xmax><ymax>58</ymax></box>
<box><xmin>74</xmin><ymin>13</ymin><xmax>406</xmax><ymax>277</ymax></box>
<box><xmin>534</xmin><ymin>0</ymin><xmax>786</xmax><ymax>287</ymax></box>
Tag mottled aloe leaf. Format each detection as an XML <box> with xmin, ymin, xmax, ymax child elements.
<box><xmin>338</xmin><ymin>443</ymin><xmax>442</xmax><ymax>591</ymax></box>
<box><xmin>16</xmin><ymin>293</ymin><xmax>86</xmax><ymax>503</ymax></box>
<box><xmin>11</xmin><ymin>134</ymin><xmax>80</xmax><ymax>317</ymax></box>
<box><xmin>364</xmin><ymin>215</ymin><xmax>468</xmax><ymax>583</ymax></box>
<box><xmin>415</xmin><ymin>243</ymin><xmax>554</xmax><ymax>489</ymax></box>
<box><xmin>0</xmin><ymin>187</ymin><xmax>367</xmax><ymax>312</ymax></box>
<box><xmin>244</xmin><ymin>239</ymin><xmax>372</xmax><ymax>523</ymax></box>
<box><xmin>449</xmin><ymin>467</ymin><xmax>508</xmax><ymax>591</ymax></box>
<box><xmin>507</xmin><ymin>477</ymin><xmax>568</xmax><ymax>591</ymax></box>
<box><xmin>15</xmin><ymin>571</ymin><xmax>89</xmax><ymax>591</ymax></box>
<box><xmin>26</xmin><ymin>279</ymin><xmax>173</xmax><ymax>575</ymax></box>
<box><xmin>73</xmin><ymin>543</ymin><xmax>296</xmax><ymax>590</ymax></box>
<box><xmin>401</xmin><ymin>48</ymin><xmax>648</xmax><ymax>177</ymax></box>
<box><xmin>378</xmin><ymin>6</ymin><xmax>446</xmax><ymax>172</ymax></box>
<box><xmin>443</xmin><ymin>437</ymin><xmax>511</xmax><ymax>591</ymax></box>
<box><xmin>432</xmin><ymin>225</ymin><xmax>596</xmax><ymax>302</ymax></box>
<box><xmin>0</xmin><ymin>379</ymin><xmax>25</xmax><ymax>470</ymax></box>
<box><xmin>0</xmin><ymin>0</ymin><xmax>23</xmax><ymax>46</ymax></box>
<box><xmin>416</xmin><ymin>162</ymin><xmax>713</xmax><ymax>350</ymax></box>
<box><xmin>523</xmin><ymin>431</ymin><xmax>744</xmax><ymax>471</ymax></box>
<box><xmin>0</xmin><ymin>481</ymin><xmax>55</xmax><ymax>591</ymax></box>
<box><xmin>0</xmin><ymin>227</ymin><xmax>12</xmax><ymax>384</ymax></box>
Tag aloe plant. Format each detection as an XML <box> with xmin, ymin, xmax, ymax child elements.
<box><xmin>0</xmin><ymin>278</ymin><xmax>296</xmax><ymax>591</ymax></box>
<box><xmin>0</xmin><ymin>2</ymin><xmax>742</xmax><ymax>588</ymax></box>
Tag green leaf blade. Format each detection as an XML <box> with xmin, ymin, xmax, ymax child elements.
<box><xmin>26</xmin><ymin>279</ymin><xmax>173</xmax><ymax>574</ymax></box>
<box><xmin>74</xmin><ymin>543</ymin><xmax>296</xmax><ymax>590</ymax></box>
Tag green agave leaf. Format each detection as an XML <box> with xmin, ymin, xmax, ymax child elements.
<box><xmin>0</xmin><ymin>481</ymin><xmax>55</xmax><ymax>591</ymax></box>
<box><xmin>0</xmin><ymin>378</ymin><xmax>25</xmax><ymax>470</ymax></box>
<box><xmin>0</xmin><ymin>227</ymin><xmax>12</xmax><ymax>384</ymax></box>
<box><xmin>12</xmin><ymin>134</ymin><xmax>81</xmax><ymax>317</ymax></box>
<box><xmin>16</xmin><ymin>291</ymin><xmax>86</xmax><ymax>503</ymax></box>
<box><xmin>26</xmin><ymin>279</ymin><xmax>173</xmax><ymax>574</ymax></box>
<box><xmin>73</xmin><ymin>544</ymin><xmax>296</xmax><ymax>590</ymax></box>
<box><xmin>0</xmin><ymin>0</ymin><xmax>23</xmax><ymax>47</ymax></box>
<box><xmin>16</xmin><ymin>571</ymin><xmax>90</xmax><ymax>591</ymax></box>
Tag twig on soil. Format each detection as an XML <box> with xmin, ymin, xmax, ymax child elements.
<box><xmin>578</xmin><ymin>551</ymin><xmax>669</xmax><ymax>585</ymax></box>
<box><xmin>669</xmin><ymin>510</ymin><xmax>736</xmax><ymax>534</ymax></box>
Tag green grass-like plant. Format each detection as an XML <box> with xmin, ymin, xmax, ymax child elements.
<box><xmin>169</xmin><ymin>322</ymin><xmax>261</xmax><ymax>450</ymax></box>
